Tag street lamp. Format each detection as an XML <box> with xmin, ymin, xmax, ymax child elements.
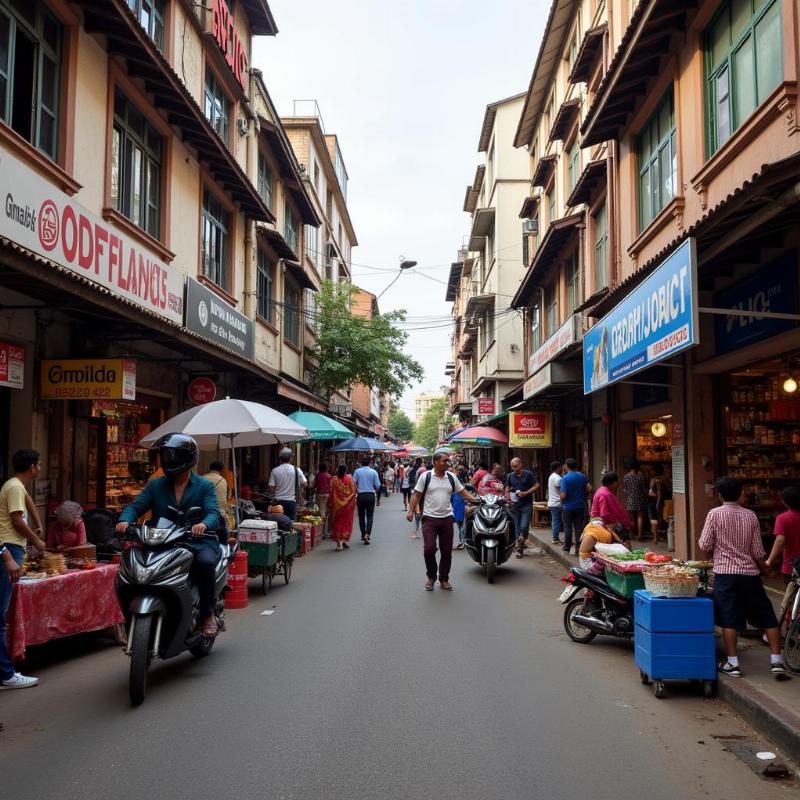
<box><xmin>377</xmin><ymin>255</ymin><xmax>417</xmax><ymax>300</ymax></box>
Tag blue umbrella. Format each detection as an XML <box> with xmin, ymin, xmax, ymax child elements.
<box><xmin>331</xmin><ymin>437</ymin><xmax>391</xmax><ymax>453</ymax></box>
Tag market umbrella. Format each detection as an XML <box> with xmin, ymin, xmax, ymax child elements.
<box><xmin>330</xmin><ymin>437</ymin><xmax>392</xmax><ymax>453</ymax></box>
<box><xmin>448</xmin><ymin>425</ymin><xmax>508</xmax><ymax>447</ymax></box>
<box><xmin>288</xmin><ymin>411</ymin><xmax>354</xmax><ymax>441</ymax></box>
<box><xmin>403</xmin><ymin>443</ymin><xmax>429</xmax><ymax>455</ymax></box>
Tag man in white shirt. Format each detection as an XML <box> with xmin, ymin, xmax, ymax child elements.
<box><xmin>267</xmin><ymin>448</ymin><xmax>307</xmax><ymax>521</ymax></box>
<box><xmin>407</xmin><ymin>451</ymin><xmax>480</xmax><ymax>591</ymax></box>
<box><xmin>547</xmin><ymin>460</ymin><xmax>564</xmax><ymax>544</ymax></box>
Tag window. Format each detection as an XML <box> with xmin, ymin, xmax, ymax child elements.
<box><xmin>522</xmin><ymin>232</ymin><xmax>529</xmax><ymax>267</ymax></box>
<box><xmin>482</xmin><ymin>306</ymin><xmax>494</xmax><ymax>352</ymax></box>
<box><xmin>257</xmin><ymin>150</ymin><xmax>272</xmax><ymax>209</ymax></box>
<box><xmin>256</xmin><ymin>250</ymin><xmax>274</xmax><ymax>325</ymax></box>
<box><xmin>546</xmin><ymin>185</ymin><xmax>556</xmax><ymax>225</ymax></box>
<box><xmin>705</xmin><ymin>0</ymin><xmax>782</xmax><ymax>153</ymax></box>
<box><xmin>304</xmin><ymin>288</ymin><xmax>317</xmax><ymax>331</ymax></box>
<box><xmin>111</xmin><ymin>91</ymin><xmax>162</xmax><ymax>239</ymax></box>
<box><xmin>305</xmin><ymin>224</ymin><xmax>318</xmax><ymax>264</ymax></box>
<box><xmin>334</xmin><ymin>143</ymin><xmax>347</xmax><ymax>199</ymax></box>
<box><xmin>201</xmin><ymin>188</ymin><xmax>230</xmax><ymax>291</ymax></box>
<box><xmin>593</xmin><ymin>202</ymin><xmax>608</xmax><ymax>290</ymax></box>
<box><xmin>546</xmin><ymin>285</ymin><xmax>558</xmax><ymax>336</ymax></box>
<box><xmin>567</xmin><ymin>33</ymin><xmax>578</xmax><ymax>72</ymax></box>
<box><xmin>637</xmin><ymin>90</ymin><xmax>676</xmax><ymax>230</ymax></box>
<box><xmin>566</xmin><ymin>251</ymin><xmax>581</xmax><ymax>314</ymax></box>
<box><xmin>284</xmin><ymin>202</ymin><xmax>298</xmax><ymax>254</ymax></box>
<box><xmin>567</xmin><ymin>137</ymin><xmax>580</xmax><ymax>193</ymax></box>
<box><xmin>325</xmin><ymin>189</ymin><xmax>333</xmax><ymax>222</ymax></box>
<box><xmin>337</xmin><ymin>221</ymin><xmax>343</xmax><ymax>248</ymax></box>
<box><xmin>284</xmin><ymin>282</ymin><xmax>301</xmax><ymax>347</ymax></box>
<box><xmin>530</xmin><ymin>303</ymin><xmax>541</xmax><ymax>354</ymax></box>
<box><xmin>0</xmin><ymin>0</ymin><xmax>62</xmax><ymax>160</ymax></box>
<box><xmin>313</xmin><ymin>160</ymin><xmax>320</xmax><ymax>194</ymax></box>
<box><xmin>127</xmin><ymin>0</ymin><xmax>164</xmax><ymax>51</ymax></box>
<box><xmin>204</xmin><ymin>65</ymin><xmax>229</xmax><ymax>144</ymax></box>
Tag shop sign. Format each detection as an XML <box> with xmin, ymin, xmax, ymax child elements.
<box><xmin>188</xmin><ymin>377</ymin><xmax>217</xmax><ymax>405</ymax></box>
<box><xmin>529</xmin><ymin>314</ymin><xmax>582</xmax><ymax>375</ymax></box>
<box><xmin>185</xmin><ymin>278</ymin><xmax>255</xmax><ymax>360</ymax></box>
<box><xmin>509</xmin><ymin>411</ymin><xmax>552</xmax><ymax>448</ymax></box>
<box><xmin>210</xmin><ymin>0</ymin><xmax>248</xmax><ymax>90</ymax></box>
<box><xmin>0</xmin><ymin>147</ymin><xmax>184</xmax><ymax>325</ymax></box>
<box><xmin>0</xmin><ymin>341</ymin><xmax>24</xmax><ymax>389</ymax></box>
<box><xmin>41</xmin><ymin>359</ymin><xmax>136</xmax><ymax>400</ymax></box>
<box><xmin>370</xmin><ymin>388</ymin><xmax>381</xmax><ymax>419</ymax></box>
<box><xmin>672</xmin><ymin>445</ymin><xmax>686</xmax><ymax>494</ymax></box>
<box><xmin>523</xmin><ymin>362</ymin><xmax>582</xmax><ymax>399</ymax></box>
<box><xmin>473</xmin><ymin>397</ymin><xmax>495</xmax><ymax>416</ymax></box>
<box><xmin>713</xmin><ymin>253</ymin><xmax>797</xmax><ymax>356</ymax></box>
<box><xmin>583</xmin><ymin>238</ymin><xmax>698</xmax><ymax>394</ymax></box>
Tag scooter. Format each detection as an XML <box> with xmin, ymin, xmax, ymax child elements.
<box><xmin>115</xmin><ymin>506</ymin><xmax>234</xmax><ymax>706</ymax></box>
<box><xmin>463</xmin><ymin>490</ymin><xmax>516</xmax><ymax>583</ymax></box>
<box><xmin>559</xmin><ymin>565</ymin><xmax>634</xmax><ymax>643</ymax></box>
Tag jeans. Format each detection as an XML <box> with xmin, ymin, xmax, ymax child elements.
<box><xmin>422</xmin><ymin>515</ymin><xmax>454</xmax><ymax>582</ymax></box>
<box><xmin>562</xmin><ymin>507</ymin><xmax>585</xmax><ymax>550</ymax></box>
<box><xmin>455</xmin><ymin>519</ymin><xmax>465</xmax><ymax>544</ymax></box>
<box><xmin>510</xmin><ymin>504</ymin><xmax>533</xmax><ymax>541</ymax></box>
<box><xmin>357</xmin><ymin>492</ymin><xmax>376</xmax><ymax>537</ymax></box>
<box><xmin>549</xmin><ymin>506</ymin><xmax>563</xmax><ymax>542</ymax></box>
<box><xmin>188</xmin><ymin>542</ymin><xmax>220</xmax><ymax>619</ymax></box>
<box><xmin>281</xmin><ymin>500</ymin><xmax>297</xmax><ymax>521</ymax></box>
<box><xmin>0</xmin><ymin>544</ymin><xmax>24</xmax><ymax>680</ymax></box>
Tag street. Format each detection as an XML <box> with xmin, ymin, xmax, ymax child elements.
<box><xmin>1</xmin><ymin>494</ymin><xmax>795</xmax><ymax>800</ymax></box>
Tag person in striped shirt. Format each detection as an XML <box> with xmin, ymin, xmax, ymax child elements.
<box><xmin>699</xmin><ymin>476</ymin><xmax>788</xmax><ymax>679</ymax></box>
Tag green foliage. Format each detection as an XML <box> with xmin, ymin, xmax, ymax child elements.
<box><xmin>387</xmin><ymin>408</ymin><xmax>414</xmax><ymax>442</ymax></box>
<box><xmin>413</xmin><ymin>397</ymin><xmax>447</xmax><ymax>452</ymax></box>
<box><xmin>311</xmin><ymin>281</ymin><xmax>424</xmax><ymax>399</ymax></box>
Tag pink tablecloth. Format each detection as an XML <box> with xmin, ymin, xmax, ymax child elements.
<box><xmin>7</xmin><ymin>564</ymin><xmax>124</xmax><ymax>661</ymax></box>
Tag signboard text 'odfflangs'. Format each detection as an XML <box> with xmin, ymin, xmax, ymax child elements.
<box><xmin>583</xmin><ymin>238</ymin><xmax>699</xmax><ymax>394</ymax></box>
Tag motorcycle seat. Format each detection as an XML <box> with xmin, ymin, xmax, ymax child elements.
<box><xmin>571</xmin><ymin>566</ymin><xmax>612</xmax><ymax>593</ymax></box>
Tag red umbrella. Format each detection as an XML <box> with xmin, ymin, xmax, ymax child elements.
<box><xmin>448</xmin><ymin>425</ymin><xmax>508</xmax><ymax>446</ymax></box>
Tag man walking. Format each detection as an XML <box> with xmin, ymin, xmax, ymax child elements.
<box><xmin>267</xmin><ymin>448</ymin><xmax>307</xmax><ymax>521</ymax></box>
<box><xmin>560</xmin><ymin>458</ymin><xmax>591</xmax><ymax>554</ymax></box>
<box><xmin>547</xmin><ymin>461</ymin><xmax>564</xmax><ymax>544</ymax></box>
<box><xmin>353</xmin><ymin>457</ymin><xmax>381</xmax><ymax>544</ymax></box>
<box><xmin>506</xmin><ymin>458</ymin><xmax>539</xmax><ymax>558</ymax></box>
<box><xmin>407</xmin><ymin>451</ymin><xmax>479</xmax><ymax>591</ymax></box>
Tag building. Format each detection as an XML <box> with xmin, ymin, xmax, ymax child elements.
<box><xmin>415</xmin><ymin>391</ymin><xmax>446</xmax><ymax>425</ymax></box>
<box><xmin>512</xmin><ymin>0</ymin><xmax>800</xmax><ymax>558</ymax></box>
<box><xmin>350</xmin><ymin>287</ymin><xmax>388</xmax><ymax>438</ymax></box>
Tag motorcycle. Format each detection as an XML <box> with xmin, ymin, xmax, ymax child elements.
<box><xmin>782</xmin><ymin>556</ymin><xmax>800</xmax><ymax>673</ymax></box>
<box><xmin>464</xmin><ymin>490</ymin><xmax>516</xmax><ymax>583</ymax></box>
<box><xmin>559</xmin><ymin>565</ymin><xmax>634</xmax><ymax>643</ymax></box>
<box><xmin>115</xmin><ymin>506</ymin><xmax>234</xmax><ymax>706</ymax></box>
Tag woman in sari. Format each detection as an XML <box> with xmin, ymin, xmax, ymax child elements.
<box><xmin>328</xmin><ymin>465</ymin><xmax>356</xmax><ymax>551</ymax></box>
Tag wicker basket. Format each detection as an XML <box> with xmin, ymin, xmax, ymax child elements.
<box><xmin>643</xmin><ymin>572</ymin><xmax>699</xmax><ymax>598</ymax></box>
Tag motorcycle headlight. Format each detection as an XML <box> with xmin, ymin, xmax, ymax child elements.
<box><xmin>142</xmin><ymin>526</ymin><xmax>170</xmax><ymax>546</ymax></box>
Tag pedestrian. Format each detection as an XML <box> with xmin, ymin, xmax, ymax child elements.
<box><xmin>647</xmin><ymin>464</ymin><xmax>665</xmax><ymax>544</ymax></box>
<box><xmin>699</xmin><ymin>476</ymin><xmax>788</xmax><ymax>678</ymax></box>
<box><xmin>407</xmin><ymin>450</ymin><xmax>479</xmax><ymax>591</ymax></box>
<box><xmin>399</xmin><ymin>463</ymin><xmax>411</xmax><ymax>511</ymax></box>
<box><xmin>1</xmin><ymin>449</ymin><xmax>45</xmax><ymax>690</ymax></box>
<box><xmin>328</xmin><ymin>465</ymin><xmax>356</xmax><ymax>551</ymax></box>
<box><xmin>313</xmin><ymin>463</ymin><xmax>332</xmax><ymax>538</ymax></box>
<box><xmin>623</xmin><ymin>460</ymin><xmax>648</xmax><ymax>540</ymax></box>
<box><xmin>590</xmin><ymin>471</ymin><xmax>633</xmax><ymax>538</ymax></box>
<box><xmin>384</xmin><ymin>462</ymin><xmax>396</xmax><ymax>496</ymax></box>
<box><xmin>267</xmin><ymin>448</ymin><xmax>307</xmax><ymax>521</ymax></box>
<box><xmin>353</xmin><ymin>456</ymin><xmax>381</xmax><ymax>544</ymax></box>
<box><xmin>560</xmin><ymin>458</ymin><xmax>591</xmax><ymax>554</ymax></box>
<box><xmin>393</xmin><ymin>464</ymin><xmax>402</xmax><ymax>493</ymax></box>
<box><xmin>478</xmin><ymin>463</ymin><xmax>505</xmax><ymax>495</ymax></box>
<box><xmin>547</xmin><ymin>461</ymin><xmax>564</xmax><ymax>544</ymax></box>
<box><xmin>505</xmin><ymin>457</ymin><xmax>539</xmax><ymax>558</ymax></box>
<box><xmin>765</xmin><ymin>486</ymin><xmax>800</xmax><ymax>631</ymax></box>
<box><xmin>451</xmin><ymin>466</ymin><xmax>467</xmax><ymax>549</ymax></box>
<box><xmin>203</xmin><ymin>461</ymin><xmax>233</xmax><ymax>529</ymax></box>
<box><xmin>471</xmin><ymin>460</ymin><xmax>489</xmax><ymax>490</ymax></box>
<box><xmin>407</xmin><ymin>458</ymin><xmax>425</xmax><ymax>538</ymax></box>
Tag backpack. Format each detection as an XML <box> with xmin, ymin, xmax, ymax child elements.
<box><xmin>419</xmin><ymin>471</ymin><xmax>456</xmax><ymax>513</ymax></box>
<box><xmin>408</xmin><ymin>466</ymin><xmax>420</xmax><ymax>488</ymax></box>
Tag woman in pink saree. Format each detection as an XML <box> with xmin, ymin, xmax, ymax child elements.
<box><xmin>328</xmin><ymin>465</ymin><xmax>356</xmax><ymax>551</ymax></box>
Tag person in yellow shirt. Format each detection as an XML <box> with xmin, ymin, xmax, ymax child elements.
<box><xmin>203</xmin><ymin>461</ymin><xmax>234</xmax><ymax>529</ymax></box>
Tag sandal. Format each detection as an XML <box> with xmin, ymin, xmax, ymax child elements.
<box><xmin>425</xmin><ymin>580</ymin><xmax>435</xmax><ymax>591</ymax></box>
<box><xmin>202</xmin><ymin>621</ymin><xmax>219</xmax><ymax>638</ymax></box>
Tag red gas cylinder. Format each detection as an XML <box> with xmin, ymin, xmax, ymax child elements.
<box><xmin>225</xmin><ymin>549</ymin><xmax>249</xmax><ymax>609</ymax></box>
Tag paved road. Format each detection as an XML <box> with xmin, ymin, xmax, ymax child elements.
<box><xmin>1</xmin><ymin>494</ymin><xmax>794</xmax><ymax>799</ymax></box>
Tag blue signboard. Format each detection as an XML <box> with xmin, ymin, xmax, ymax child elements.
<box><xmin>583</xmin><ymin>238</ymin><xmax>698</xmax><ymax>394</ymax></box>
<box><xmin>713</xmin><ymin>252</ymin><xmax>797</xmax><ymax>355</ymax></box>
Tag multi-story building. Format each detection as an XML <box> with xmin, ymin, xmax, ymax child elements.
<box><xmin>513</xmin><ymin>0</ymin><xmax>800</xmax><ymax>557</ymax></box>
<box><xmin>350</xmin><ymin>287</ymin><xmax>388</xmax><ymax>438</ymax></box>
<box><xmin>0</xmin><ymin>0</ymin><xmax>322</xmax><ymax>511</ymax></box>
<box><xmin>415</xmin><ymin>391</ymin><xmax>446</xmax><ymax>425</ymax></box>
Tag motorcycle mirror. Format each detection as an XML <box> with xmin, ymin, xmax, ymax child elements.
<box><xmin>186</xmin><ymin>506</ymin><xmax>205</xmax><ymax>522</ymax></box>
<box><xmin>166</xmin><ymin>505</ymin><xmax>182</xmax><ymax>521</ymax></box>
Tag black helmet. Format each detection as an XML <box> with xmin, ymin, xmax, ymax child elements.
<box><xmin>156</xmin><ymin>434</ymin><xmax>199</xmax><ymax>477</ymax></box>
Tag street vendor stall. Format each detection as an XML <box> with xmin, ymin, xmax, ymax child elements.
<box><xmin>7</xmin><ymin>563</ymin><xmax>123</xmax><ymax>661</ymax></box>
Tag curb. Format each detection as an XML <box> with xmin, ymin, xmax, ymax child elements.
<box><xmin>532</xmin><ymin>531</ymin><xmax>578</xmax><ymax>572</ymax></box>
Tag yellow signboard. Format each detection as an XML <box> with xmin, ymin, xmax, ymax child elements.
<box><xmin>41</xmin><ymin>359</ymin><xmax>136</xmax><ymax>401</ymax></box>
<box><xmin>509</xmin><ymin>411</ymin><xmax>553</xmax><ymax>448</ymax></box>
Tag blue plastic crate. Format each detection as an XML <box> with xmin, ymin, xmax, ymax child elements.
<box><xmin>634</xmin><ymin>625</ymin><xmax>716</xmax><ymax>680</ymax></box>
<box><xmin>634</xmin><ymin>590</ymin><xmax>714</xmax><ymax>633</ymax></box>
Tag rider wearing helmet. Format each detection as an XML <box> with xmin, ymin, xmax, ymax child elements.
<box><xmin>115</xmin><ymin>434</ymin><xmax>223</xmax><ymax>637</ymax></box>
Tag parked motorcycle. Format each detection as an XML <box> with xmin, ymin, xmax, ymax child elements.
<box><xmin>464</xmin><ymin>490</ymin><xmax>516</xmax><ymax>583</ymax></box>
<box><xmin>115</xmin><ymin>506</ymin><xmax>234</xmax><ymax>706</ymax></box>
<box><xmin>559</xmin><ymin>566</ymin><xmax>634</xmax><ymax>643</ymax></box>
<box><xmin>782</xmin><ymin>556</ymin><xmax>800</xmax><ymax>673</ymax></box>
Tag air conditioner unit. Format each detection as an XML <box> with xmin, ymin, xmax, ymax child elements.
<box><xmin>522</xmin><ymin>219</ymin><xmax>539</xmax><ymax>235</ymax></box>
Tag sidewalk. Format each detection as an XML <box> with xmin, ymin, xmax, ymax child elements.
<box><xmin>529</xmin><ymin>524</ymin><xmax>800</xmax><ymax>764</ymax></box>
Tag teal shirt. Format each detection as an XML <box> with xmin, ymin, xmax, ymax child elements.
<box><xmin>119</xmin><ymin>473</ymin><xmax>221</xmax><ymax>532</ymax></box>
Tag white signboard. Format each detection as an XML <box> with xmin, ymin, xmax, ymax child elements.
<box><xmin>672</xmin><ymin>445</ymin><xmax>685</xmax><ymax>494</ymax></box>
<box><xmin>0</xmin><ymin>147</ymin><xmax>184</xmax><ymax>324</ymax></box>
<box><xmin>529</xmin><ymin>314</ymin><xmax>582</xmax><ymax>374</ymax></box>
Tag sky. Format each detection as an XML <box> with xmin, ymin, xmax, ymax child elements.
<box><xmin>253</xmin><ymin>0</ymin><xmax>549</xmax><ymax>418</ymax></box>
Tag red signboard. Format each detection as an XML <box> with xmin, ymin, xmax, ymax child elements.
<box><xmin>509</xmin><ymin>411</ymin><xmax>553</xmax><ymax>448</ymax></box>
<box><xmin>477</xmin><ymin>398</ymin><xmax>495</xmax><ymax>415</ymax></box>
<box><xmin>211</xmin><ymin>0</ymin><xmax>248</xmax><ymax>90</ymax></box>
<box><xmin>188</xmin><ymin>377</ymin><xmax>217</xmax><ymax>405</ymax></box>
<box><xmin>0</xmin><ymin>341</ymin><xmax>24</xmax><ymax>389</ymax></box>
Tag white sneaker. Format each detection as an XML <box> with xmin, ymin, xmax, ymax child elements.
<box><xmin>0</xmin><ymin>672</ymin><xmax>39</xmax><ymax>689</ymax></box>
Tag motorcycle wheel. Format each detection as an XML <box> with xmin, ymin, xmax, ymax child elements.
<box><xmin>784</xmin><ymin>617</ymin><xmax>800</xmax><ymax>673</ymax></box>
<box><xmin>284</xmin><ymin>557</ymin><xmax>293</xmax><ymax>585</ymax></box>
<box><xmin>563</xmin><ymin>597</ymin><xmax>597</xmax><ymax>643</ymax></box>
<box><xmin>129</xmin><ymin>614</ymin><xmax>152</xmax><ymax>707</ymax></box>
<box><xmin>486</xmin><ymin>548</ymin><xmax>496</xmax><ymax>584</ymax></box>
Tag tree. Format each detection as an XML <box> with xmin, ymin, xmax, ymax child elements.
<box><xmin>311</xmin><ymin>281</ymin><xmax>424</xmax><ymax>399</ymax></box>
<box><xmin>387</xmin><ymin>408</ymin><xmax>414</xmax><ymax>442</ymax></box>
<box><xmin>414</xmin><ymin>397</ymin><xmax>448</xmax><ymax>452</ymax></box>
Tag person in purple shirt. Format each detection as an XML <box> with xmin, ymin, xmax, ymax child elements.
<box><xmin>559</xmin><ymin>458</ymin><xmax>592</xmax><ymax>554</ymax></box>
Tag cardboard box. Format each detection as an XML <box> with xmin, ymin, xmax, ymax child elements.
<box><xmin>238</xmin><ymin>520</ymin><xmax>278</xmax><ymax>544</ymax></box>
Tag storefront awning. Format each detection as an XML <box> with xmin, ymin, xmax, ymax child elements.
<box><xmin>288</xmin><ymin>411</ymin><xmax>354</xmax><ymax>441</ymax></box>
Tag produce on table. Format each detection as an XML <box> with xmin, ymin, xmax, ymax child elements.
<box><xmin>645</xmin><ymin>552</ymin><xmax>673</xmax><ymax>564</ymax></box>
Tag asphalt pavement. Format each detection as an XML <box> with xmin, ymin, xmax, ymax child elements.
<box><xmin>1</xmin><ymin>494</ymin><xmax>796</xmax><ymax>799</ymax></box>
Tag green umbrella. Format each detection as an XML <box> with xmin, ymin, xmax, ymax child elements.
<box><xmin>288</xmin><ymin>411</ymin><xmax>355</xmax><ymax>441</ymax></box>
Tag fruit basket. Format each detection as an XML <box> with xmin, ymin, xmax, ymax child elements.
<box><xmin>642</xmin><ymin>564</ymin><xmax>700</xmax><ymax>598</ymax></box>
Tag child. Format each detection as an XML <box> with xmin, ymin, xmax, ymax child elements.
<box><xmin>699</xmin><ymin>477</ymin><xmax>788</xmax><ymax>678</ymax></box>
<box><xmin>47</xmin><ymin>501</ymin><xmax>86</xmax><ymax>551</ymax></box>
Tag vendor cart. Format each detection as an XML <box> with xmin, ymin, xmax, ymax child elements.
<box><xmin>238</xmin><ymin>521</ymin><xmax>296</xmax><ymax>594</ymax></box>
